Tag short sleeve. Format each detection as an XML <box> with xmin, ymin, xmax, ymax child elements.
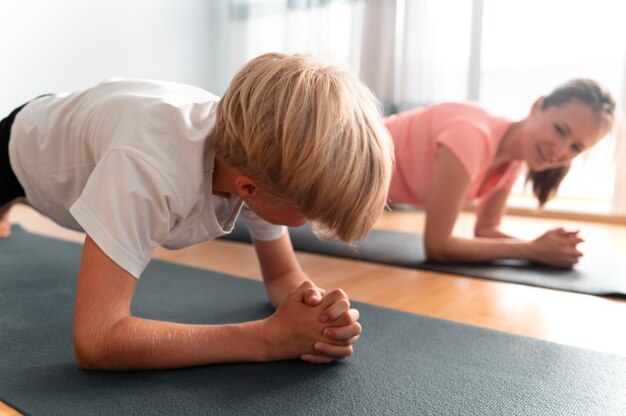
<box><xmin>238</xmin><ymin>205</ymin><xmax>286</xmax><ymax>241</ymax></box>
<box><xmin>436</xmin><ymin>123</ymin><xmax>490</xmax><ymax>182</ymax></box>
<box><xmin>70</xmin><ymin>150</ymin><xmax>180</xmax><ymax>278</ymax></box>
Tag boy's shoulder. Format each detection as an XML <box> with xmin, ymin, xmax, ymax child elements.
<box><xmin>87</xmin><ymin>78</ymin><xmax>220</xmax><ymax>105</ymax></box>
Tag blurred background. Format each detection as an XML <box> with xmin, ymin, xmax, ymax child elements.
<box><xmin>1</xmin><ymin>0</ymin><xmax>625</xmax><ymax>217</ymax></box>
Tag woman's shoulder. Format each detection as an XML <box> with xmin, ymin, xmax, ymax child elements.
<box><xmin>386</xmin><ymin>102</ymin><xmax>493</xmax><ymax>124</ymax></box>
<box><xmin>432</xmin><ymin>102</ymin><xmax>493</xmax><ymax>119</ymax></box>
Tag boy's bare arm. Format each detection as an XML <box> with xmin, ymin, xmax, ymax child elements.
<box><xmin>73</xmin><ymin>235</ymin><xmax>351</xmax><ymax>370</ymax></box>
<box><xmin>252</xmin><ymin>232</ymin><xmax>362</xmax><ymax>363</ymax></box>
<box><xmin>252</xmin><ymin>232</ymin><xmax>313</xmax><ymax>308</ymax></box>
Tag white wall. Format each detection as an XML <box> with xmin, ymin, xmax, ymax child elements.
<box><xmin>0</xmin><ymin>0</ymin><xmax>219</xmax><ymax>114</ymax></box>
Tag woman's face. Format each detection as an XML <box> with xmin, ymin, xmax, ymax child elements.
<box><xmin>521</xmin><ymin>98</ymin><xmax>607</xmax><ymax>172</ymax></box>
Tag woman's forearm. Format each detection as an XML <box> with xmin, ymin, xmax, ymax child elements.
<box><xmin>474</xmin><ymin>227</ymin><xmax>516</xmax><ymax>239</ymax></box>
<box><xmin>425</xmin><ymin>235</ymin><xmax>535</xmax><ymax>263</ymax></box>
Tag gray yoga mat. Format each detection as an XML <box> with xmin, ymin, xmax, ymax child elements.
<box><xmin>222</xmin><ymin>221</ymin><xmax>626</xmax><ymax>298</ymax></box>
<box><xmin>2</xmin><ymin>226</ymin><xmax>626</xmax><ymax>416</ymax></box>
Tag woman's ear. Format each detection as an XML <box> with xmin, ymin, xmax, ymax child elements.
<box><xmin>234</xmin><ymin>175</ymin><xmax>260</xmax><ymax>199</ymax></box>
<box><xmin>530</xmin><ymin>96</ymin><xmax>545</xmax><ymax>114</ymax></box>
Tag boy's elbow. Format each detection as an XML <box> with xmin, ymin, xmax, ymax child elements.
<box><xmin>75</xmin><ymin>353</ymin><xmax>99</xmax><ymax>371</ymax></box>
<box><xmin>74</xmin><ymin>332</ymin><xmax>100</xmax><ymax>370</ymax></box>
<box><xmin>73</xmin><ymin>327</ymin><xmax>112</xmax><ymax>370</ymax></box>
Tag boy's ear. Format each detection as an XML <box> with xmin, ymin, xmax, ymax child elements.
<box><xmin>234</xmin><ymin>175</ymin><xmax>260</xmax><ymax>198</ymax></box>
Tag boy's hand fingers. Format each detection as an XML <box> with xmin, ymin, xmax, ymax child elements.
<box><xmin>288</xmin><ymin>281</ymin><xmax>316</xmax><ymax>303</ymax></box>
<box><xmin>313</xmin><ymin>342</ymin><xmax>354</xmax><ymax>359</ymax></box>
<box><xmin>320</xmin><ymin>299</ymin><xmax>350</xmax><ymax>323</ymax></box>
<box><xmin>323</xmin><ymin>322</ymin><xmax>362</xmax><ymax>342</ymax></box>
<box><xmin>318</xmin><ymin>288</ymin><xmax>348</xmax><ymax>309</ymax></box>
<box><xmin>304</xmin><ymin>287</ymin><xmax>325</xmax><ymax>306</ymax></box>
<box><xmin>300</xmin><ymin>354</ymin><xmax>334</xmax><ymax>364</ymax></box>
<box><xmin>322</xmin><ymin>308</ymin><xmax>360</xmax><ymax>326</ymax></box>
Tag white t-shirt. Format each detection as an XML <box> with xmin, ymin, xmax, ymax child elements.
<box><xmin>9</xmin><ymin>78</ymin><xmax>285</xmax><ymax>278</ymax></box>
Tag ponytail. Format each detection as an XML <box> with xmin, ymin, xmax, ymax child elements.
<box><xmin>526</xmin><ymin>164</ymin><xmax>570</xmax><ymax>207</ymax></box>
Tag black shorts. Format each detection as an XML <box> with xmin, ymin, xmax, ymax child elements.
<box><xmin>0</xmin><ymin>102</ymin><xmax>29</xmax><ymax>207</ymax></box>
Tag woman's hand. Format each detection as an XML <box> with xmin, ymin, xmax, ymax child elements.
<box><xmin>529</xmin><ymin>227</ymin><xmax>584</xmax><ymax>268</ymax></box>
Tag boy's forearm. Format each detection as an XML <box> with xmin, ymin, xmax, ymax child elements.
<box><xmin>264</xmin><ymin>271</ymin><xmax>310</xmax><ymax>308</ymax></box>
<box><xmin>76</xmin><ymin>316</ymin><xmax>270</xmax><ymax>371</ymax></box>
<box><xmin>252</xmin><ymin>234</ymin><xmax>312</xmax><ymax>307</ymax></box>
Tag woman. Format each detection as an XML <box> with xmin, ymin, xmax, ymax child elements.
<box><xmin>386</xmin><ymin>79</ymin><xmax>615</xmax><ymax>268</ymax></box>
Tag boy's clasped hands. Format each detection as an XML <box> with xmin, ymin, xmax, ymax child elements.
<box><xmin>265</xmin><ymin>281</ymin><xmax>362</xmax><ymax>364</ymax></box>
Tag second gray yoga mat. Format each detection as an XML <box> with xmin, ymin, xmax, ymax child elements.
<box><xmin>222</xmin><ymin>222</ymin><xmax>626</xmax><ymax>298</ymax></box>
<box><xmin>2</xmin><ymin>226</ymin><xmax>626</xmax><ymax>415</ymax></box>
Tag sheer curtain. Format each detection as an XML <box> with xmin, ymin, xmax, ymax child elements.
<box><xmin>207</xmin><ymin>0</ymin><xmax>471</xmax><ymax>108</ymax></box>
<box><xmin>209</xmin><ymin>0</ymin><xmax>625</xmax><ymax>216</ymax></box>
<box><xmin>480</xmin><ymin>0</ymin><xmax>626</xmax><ymax>215</ymax></box>
<box><xmin>393</xmin><ymin>0</ymin><xmax>473</xmax><ymax>110</ymax></box>
<box><xmin>207</xmin><ymin>0</ymin><xmax>366</xmax><ymax>95</ymax></box>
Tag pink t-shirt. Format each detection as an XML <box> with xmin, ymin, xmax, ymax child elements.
<box><xmin>385</xmin><ymin>102</ymin><xmax>523</xmax><ymax>206</ymax></box>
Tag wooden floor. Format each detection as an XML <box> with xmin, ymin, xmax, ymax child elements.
<box><xmin>7</xmin><ymin>204</ymin><xmax>626</xmax><ymax>357</ymax></box>
<box><xmin>2</xmin><ymin>204</ymin><xmax>626</xmax><ymax>416</ymax></box>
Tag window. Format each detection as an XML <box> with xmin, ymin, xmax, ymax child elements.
<box><xmin>479</xmin><ymin>0</ymin><xmax>626</xmax><ymax>214</ymax></box>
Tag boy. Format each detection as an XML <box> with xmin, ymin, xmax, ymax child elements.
<box><xmin>0</xmin><ymin>53</ymin><xmax>393</xmax><ymax>370</ymax></box>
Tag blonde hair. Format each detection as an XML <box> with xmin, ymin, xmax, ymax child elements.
<box><xmin>212</xmin><ymin>53</ymin><xmax>394</xmax><ymax>242</ymax></box>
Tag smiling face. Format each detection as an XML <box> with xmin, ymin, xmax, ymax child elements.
<box><xmin>521</xmin><ymin>98</ymin><xmax>608</xmax><ymax>172</ymax></box>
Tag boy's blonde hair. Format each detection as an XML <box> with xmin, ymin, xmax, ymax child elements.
<box><xmin>212</xmin><ymin>52</ymin><xmax>393</xmax><ymax>242</ymax></box>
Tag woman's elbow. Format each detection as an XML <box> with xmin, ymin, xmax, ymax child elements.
<box><xmin>474</xmin><ymin>226</ymin><xmax>494</xmax><ymax>238</ymax></box>
<box><xmin>474</xmin><ymin>227</ymin><xmax>486</xmax><ymax>238</ymax></box>
<box><xmin>424</xmin><ymin>241</ymin><xmax>452</xmax><ymax>262</ymax></box>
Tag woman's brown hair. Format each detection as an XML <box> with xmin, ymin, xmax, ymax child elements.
<box><xmin>527</xmin><ymin>78</ymin><xmax>615</xmax><ymax>207</ymax></box>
